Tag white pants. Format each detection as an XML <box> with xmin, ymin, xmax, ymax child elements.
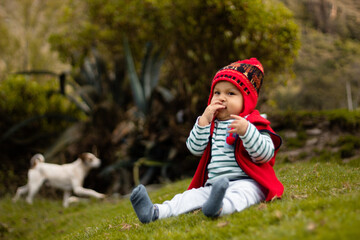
<box><xmin>156</xmin><ymin>179</ymin><xmax>265</xmax><ymax>219</ymax></box>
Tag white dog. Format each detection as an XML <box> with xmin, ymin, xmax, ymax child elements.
<box><xmin>13</xmin><ymin>152</ymin><xmax>106</xmax><ymax>207</ymax></box>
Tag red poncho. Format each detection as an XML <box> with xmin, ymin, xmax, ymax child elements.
<box><xmin>187</xmin><ymin>110</ymin><xmax>283</xmax><ymax>201</ymax></box>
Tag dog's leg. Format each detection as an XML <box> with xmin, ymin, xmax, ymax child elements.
<box><xmin>26</xmin><ymin>171</ymin><xmax>45</xmax><ymax>204</ymax></box>
<box><xmin>13</xmin><ymin>184</ymin><xmax>29</xmax><ymax>202</ymax></box>
<box><xmin>73</xmin><ymin>186</ymin><xmax>105</xmax><ymax>199</ymax></box>
<box><xmin>63</xmin><ymin>191</ymin><xmax>71</xmax><ymax>208</ymax></box>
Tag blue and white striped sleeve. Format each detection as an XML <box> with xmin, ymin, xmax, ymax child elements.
<box><xmin>186</xmin><ymin>117</ymin><xmax>211</xmax><ymax>156</ymax></box>
<box><xmin>240</xmin><ymin>123</ymin><xmax>275</xmax><ymax>163</ymax></box>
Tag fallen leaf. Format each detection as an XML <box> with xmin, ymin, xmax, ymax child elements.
<box><xmin>257</xmin><ymin>203</ymin><xmax>267</xmax><ymax>210</ymax></box>
<box><xmin>343</xmin><ymin>182</ymin><xmax>351</xmax><ymax>190</ymax></box>
<box><xmin>192</xmin><ymin>209</ymin><xmax>201</xmax><ymax>215</ymax></box>
<box><xmin>291</xmin><ymin>194</ymin><xmax>308</xmax><ymax>199</ymax></box>
<box><xmin>306</xmin><ymin>222</ymin><xmax>317</xmax><ymax>232</ymax></box>
<box><xmin>274</xmin><ymin>210</ymin><xmax>282</xmax><ymax>219</ymax></box>
<box><xmin>120</xmin><ymin>223</ymin><xmax>132</xmax><ymax>231</ymax></box>
<box><xmin>217</xmin><ymin>221</ymin><xmax>229</xmax><ymax>228</ymax></box>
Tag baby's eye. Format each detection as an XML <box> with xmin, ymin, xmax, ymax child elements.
<box><xmin>228</xmin><ymin>92</ymin><xmax>235</xmax><ymax>95</ymax></box>
<box><xmin>214</xmin><ymin>91</ymin><xmax>220</xmax><ymax>95</ymax></box>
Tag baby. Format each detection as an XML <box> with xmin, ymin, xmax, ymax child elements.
<box><xmin>130</xmin><ymin>58</ymin><xmax>283</xmax><ymax>223</ymax></box>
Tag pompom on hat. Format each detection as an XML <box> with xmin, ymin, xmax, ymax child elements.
<box><xmin>208</xmin><ymin>58</ymin><xmax>264</xmax><ymax>117</ymax></box>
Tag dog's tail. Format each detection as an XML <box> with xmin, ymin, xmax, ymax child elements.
<box><xmin>30</xmin><ymin>153</ymin><xmax>45</xmax><ymax>168</ymax></box>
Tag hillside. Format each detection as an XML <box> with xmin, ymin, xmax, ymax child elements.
<box><xmin>274</xmin><ymin>0</ymin><xmax>360</xmax><ymax>111</ymax></box>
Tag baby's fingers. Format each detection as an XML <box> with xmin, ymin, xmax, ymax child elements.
<box><xmin>211</xmin><ymin>104</ymin><xmax>225</xmax><ymax>112</ymax></box>
<box><xmin>227</xmin><ymin>128</ymin><xmax>238</xmax><ymax>133</ymax></box>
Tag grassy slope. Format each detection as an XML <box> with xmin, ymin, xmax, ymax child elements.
<box><xmin>0</xmin><ymin>160</ymin><xmax>359</xmax><ymax>240</ymax></box>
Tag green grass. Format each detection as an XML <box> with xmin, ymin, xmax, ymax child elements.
<box><xmin>1</xmin><ymin>160</ymin><xmax>359</xmax><ymax>240</ymax></box>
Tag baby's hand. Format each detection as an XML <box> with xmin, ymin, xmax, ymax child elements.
<box><xmin>228</xmin><ymin>115</ymin><xmax>249</xmax><ymax>136</ymax></box>
<box><xmin>198</xmin><ymin>100</ymin><xmax>225</xmax><ymax>126</ymax></box>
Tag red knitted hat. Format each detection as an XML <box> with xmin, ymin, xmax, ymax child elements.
<box><xmin>208</xmin><ymin>58</ymin><xmax>264</xmax><ymax>117</ymax></box>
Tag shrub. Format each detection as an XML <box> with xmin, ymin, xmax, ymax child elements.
<box><xmin>285</xmin><ymin>131</ymin><xmax>308</xmax><ymax>149</ymax></box>
<box><xmin>270</xmin><ymin>109</ymin><xmax>360</xmax><ymax>131</ymax></box>
<box><xmin>337</xmin><ymin>135</ymin><xmax>360</xmax><ymax>158</ymax></box>
<box><xmin>0</xmin><ymin>75</ymin><xmax>85</xmax><ymax>136</ymax></box>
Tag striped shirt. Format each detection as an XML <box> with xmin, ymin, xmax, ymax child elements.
<box><xmin>186</xmin><ymin>117</ymin><xmax>274</xmax><ymax>185</ymax></box>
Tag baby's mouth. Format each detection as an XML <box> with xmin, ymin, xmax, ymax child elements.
<box><xmin>219</xmin><ymin>107</ymin><xmax>227</xmax><ymax>112</ymax></box>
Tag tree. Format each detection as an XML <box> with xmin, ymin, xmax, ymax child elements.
<box><xmin>0</xmin><ymin>0</ymin><xmax>69</xmax><ymax>80</ymax></box>
<box><xmin>50</xmin><ymin>0</ymin><xmax>300</xmax><ymax>108</ymax></box>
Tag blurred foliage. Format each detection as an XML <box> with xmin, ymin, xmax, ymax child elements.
<box><xmin>123</xmin><ymin>38</ymin><xmax>167</xmax><ymax>115</ymax></box>
<box><xmin>0</xmin><ymin>21</ymin><xmax>21</xmax><ymax>78</ymax></box>
<box><xmin>49</xmin><ymin>0</ymin><xmax>300</xmax><ymax>110</ymax></box>
<box><xmin>303</xmin><ymin>0</ymin><xmax>360</xmax><ymax>40</ymax></box>
<box><xmin>0</xmin><ymin>0</ymin><xmax>70</xmax><ymax>78</ymax></box>
<box><xmin>274</xmin><ymin>28</ymin><xmax>360</xmax><ymax>110</ymax></box>
<box><xmin>0</xmin><ymin>75</ymin><xmax>85</xmax><ymax>142</ymax></box>
<box><xmin>270</xmin><ymin>109</ymin><xmax>360</xmax><ymax>131</ymax></box>
<box><xmin>337</xmin><ymin>135</ymin><xmax>360</xmax><ymax>158</ymax></box>
<box><xmin>280</xmin><ymin>0</ymin><xmax>360</xmax><ymax>40</ymax></box>
<box><xmin>274</xmin><ymin>0</ymin><xmax>360</xmax><ymax>111</ymax></box>
<box><xmin>284</xmin><ymin>131</ymin><xmax>308</xmax><ymax>150</ymax></box>
<box><xmin>272</xmin><ymin>109</ymin><xmax>360</xmax><ymax>165</ymax></box>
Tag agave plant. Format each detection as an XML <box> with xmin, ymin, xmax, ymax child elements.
<box><xmin>98</xmin><ymin>38</ymin><xmax>177</xmax><ymax>187</ymax></box>
<box><xmin>123</xmin><ymin>36</ymin><xmax>171</xmax><ymax>116</ymax></box>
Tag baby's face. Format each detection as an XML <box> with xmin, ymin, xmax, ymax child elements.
<box><xmin>211</xmin><ymin>81</ymin><xmax>244</xmax><ymax>121</ymax></box>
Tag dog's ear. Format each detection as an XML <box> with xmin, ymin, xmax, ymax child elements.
<box><xmin>79</xmin><ymin>153</ymin><xmax>93</xmax><ymax>165</ymax></box>
<box><xmin>78</xmin><ymin>153</ymin><xmax>87</xmax><ymax>162</ymax></box>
